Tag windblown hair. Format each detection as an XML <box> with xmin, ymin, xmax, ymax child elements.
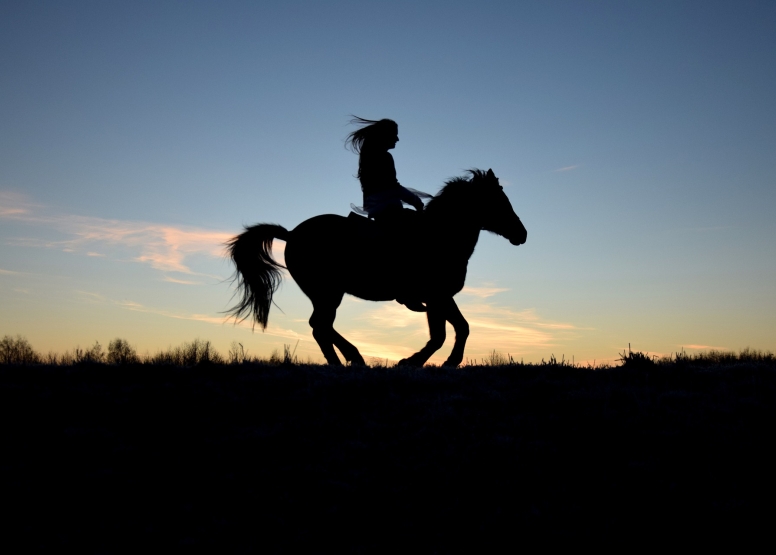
<box><xmin>345</xmin><ymin>116</ymin><xmax>398</xmax><ymax>154</ymax></box>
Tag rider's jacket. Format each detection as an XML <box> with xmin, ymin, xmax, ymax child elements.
<box><xmin>360</xmin><ymin>150</ymin><xmax>423</xmax><ymax>219</ymax></box>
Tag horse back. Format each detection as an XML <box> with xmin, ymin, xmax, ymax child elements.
<box><xmin>285</xmin><ymin>214</ymin><xmax>399</xmax><ymax>300</ymax></box>
<box><xmin>288</xmin><ymin>213</ymin><xmax>396</xmax><ymax>258</ymax></box>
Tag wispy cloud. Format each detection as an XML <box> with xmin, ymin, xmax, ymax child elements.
<box><xmin>347</xmin><ymin>301</ymin><xmax>585</xmax><ymax>363</ymax></box>
<box><xmin>70</xmin><ymin>291</ymin><xmax>305</xmax><ymax>341</ymax></box>
<box><xmin>116</xmin><ymin>299</ymin><xmax>304</xmax><ymax>340</ymax></box>
<box><xmin>0</xmin><ymin>268</ymin><xmax>21</xmax><ymax>275</ymax></box>
<box><xmin>163</xmin><ymin>276</ymin><xmax>204</xmax><ymax>285</ymax></box>
<box><xmin>460</xmin><ymin>286</ymin><xmax>509</xmax><ymax>298</ymax></box>
<box><xmin>358</xmin><ymin>302</ymin><xmax>427</xmax><ymax>329</ymax></box>
<box><xmin>552</xmin><ymin>165</ymin><xmax>579</xmax><ymax>172</ymax></box>
<box><xmin>0</xmin><ymin>190</ymin><xmax>286</xmax><ymax>278</ymax></box>
<box><xmin>682</xmin><ymin>344</ymin><xmax>728</xmax><ymax>350</ymax></box>
<box><xmin>463</xmin><ymin>304</ymin><xmax>581</xmax><ymax>347</ymax></box>
<box><xmin>116</xmin><ymin>300</ymin><xmax>230</xmax><ymax>326</ymax></box>
<box><xmin>674</xmin><ymin>226</ymin><xmax>734</xmax><ymax>233</ymax></box>
<box><xmin>0</xmin><ymin>192</ymin><xmax>34</xmax><ymax>216</ymax></box>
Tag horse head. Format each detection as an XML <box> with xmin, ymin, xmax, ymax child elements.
<box><xmin>473</xmin><ymin>169</ymin><xmax>527</xmax><ymax>245</ymax></box>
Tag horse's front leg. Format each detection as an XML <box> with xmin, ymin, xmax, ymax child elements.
<box><xmin>398</xmin><ymin>304</ymin><xmax>446</xmax><ymax>367</ymax></box>
<box><xmin>442</xmin><ymin>298</ymin><xmax>469</xmax><ymax>367</ymax></box>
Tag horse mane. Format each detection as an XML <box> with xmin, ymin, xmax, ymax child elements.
<box><xmin>424</xmin><ymin>169</ymin><xmax>490</xmax><ymax>215</ymax></box>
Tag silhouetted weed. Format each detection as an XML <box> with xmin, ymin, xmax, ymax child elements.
<box><xmin>619</xmin><ymin>343</ymin><xmax>657</xmax><ymax>369</ymax></box>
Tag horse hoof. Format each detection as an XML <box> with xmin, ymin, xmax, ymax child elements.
<box><xmin>442</xmin><ymin>358</ymin><xmax>461</xmax><ymax>368</ymax></box>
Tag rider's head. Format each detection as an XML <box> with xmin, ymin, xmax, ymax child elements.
<box><xmin>346</xmin><ymin>116</ymin><xmax>399</xmax><ymax>153</ymax></box>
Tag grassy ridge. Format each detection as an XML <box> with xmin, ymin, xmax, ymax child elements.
<box><xmin>2</xmin><ymin>343</ymin><xmax>776</xmax><ymax>550</ymax></box>
<box><xmin>3</xmin><ymin>333</ymin><xmax>774</xmax><ymax>368</ymax></box>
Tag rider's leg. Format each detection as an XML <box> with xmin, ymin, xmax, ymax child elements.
<box><xmin>375</xmin><ymin>208</ymin><xmax>427</xmax><ymax>312</ymax></box>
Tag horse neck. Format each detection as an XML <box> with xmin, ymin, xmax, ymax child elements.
<box><xmin>455</xmin><ymin>226</ymin><xmax>481</xmax><ymax>262</ymax></box>
<box><xmin>425</xmin><ymin>205</ymin><xmax>482</xmax><ymax>262</ymax></box>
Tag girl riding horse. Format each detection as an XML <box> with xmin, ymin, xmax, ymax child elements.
<box><xmin>346</xmin><ymin>116</ymin><xmax>425</xmax><ymax>220</ymax></box>
<box><xmin>226</xmin><ymin>168</ymin><xmax>527</xmax><ymax>367</ymax></box>
<box><xmin>346</xmin><ymin>116</ymin><xmax>427</xmax><ymax>311</ymax></box>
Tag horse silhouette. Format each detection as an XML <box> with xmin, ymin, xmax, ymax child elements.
<box><xmin>227</xmin><ymin>169</ymin><xmax>527</xmax><ymax>367</ymax></box>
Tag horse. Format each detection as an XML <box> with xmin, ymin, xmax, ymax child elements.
<box><xmin>226</xmin><ymin>168</ymin><xmax>527</xmax><ymax>367</ymax></box>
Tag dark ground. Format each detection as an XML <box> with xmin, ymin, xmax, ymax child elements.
<box><xmin>2</xmin><ymin>360</ymin><xmax>776</xmax><ymax>551</ymax></box>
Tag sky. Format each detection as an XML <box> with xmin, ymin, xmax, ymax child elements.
<box><xmin>1</xmin><ymin>0</ymin><xmax>775</xmax><ymax>365</ymax></box>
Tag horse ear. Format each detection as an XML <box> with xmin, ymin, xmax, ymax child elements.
<box><xmin>486</xmin><ymin>168</ymin><xmax>495</xmax><ymax>178</ymax></box>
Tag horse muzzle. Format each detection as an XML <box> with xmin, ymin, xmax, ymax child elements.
<box><xmin>509</xmin><ymin>225</ymin><xmax>527</xmax><ymax>245</ymax></box>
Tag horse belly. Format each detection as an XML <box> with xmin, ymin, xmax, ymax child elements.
<box><xmin>289</xmin><ymin>254</ymin><xmax>397</xmax><ymax>302</ymax></box>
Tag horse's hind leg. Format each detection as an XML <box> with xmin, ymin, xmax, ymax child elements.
<box><xmin>331</xmin><ymin>330</ymin><xmax>366</xmax><ymax>366</ymax></box>
<box><xmin>309</xmin><ymin>300</ymin><xmax>342</xmax><ymax>365</ymax></box>
<box><xmin>309</xmin><ymin>294</ymin><xmax>366</xmax><ymax>366</ymax></box>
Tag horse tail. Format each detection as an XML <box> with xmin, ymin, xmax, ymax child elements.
<box><xmin>226</xmin><ymin>223</ymin><xmax>289</xmax><ymax>330</ymax></box>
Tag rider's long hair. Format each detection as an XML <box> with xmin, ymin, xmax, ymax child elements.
<box><xmin>345</xmin><ymin>116</ymin><xmax>398</xmax><ymax>182</ymax></box>
<box><xmin>345</xmin><ymin>116</ymin><xmax>397</xmax><ymax>154</ymax></box>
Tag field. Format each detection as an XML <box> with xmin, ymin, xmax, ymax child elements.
<box><xmin>2</xmin><ymin>337</ymin><xmax>776</xmax><ymax>550</ymax></box>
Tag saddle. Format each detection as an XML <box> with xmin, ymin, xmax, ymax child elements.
<box><xmin>346</xmin><ymin>210</ymin><xmax>421</xmax><ymax>251</ymax></box>
<box><xmin>347</xmin><ymin>210</ymin><xmax>373</xmax><ymax>228</ymax></box>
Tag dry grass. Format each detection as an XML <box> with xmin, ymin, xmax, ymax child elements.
<box><xmin>2</xmin><ymin>334</ymin><xmax>773</xmax><ymax>371</ymax></box>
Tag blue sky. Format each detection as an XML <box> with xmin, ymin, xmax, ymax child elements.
<box><xmin>1</xmin><ymin>1</ymin><xmax>774</xmax><ymax>364</ymax></box>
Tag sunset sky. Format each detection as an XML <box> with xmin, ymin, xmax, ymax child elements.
<box><xmin>2</xmin><ymin>1</ymin><xmax>774</xmax><ymax>365</ymax></box>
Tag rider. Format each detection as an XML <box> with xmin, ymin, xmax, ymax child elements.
<box><xmin>346</xmin><ymin>117</ymin><xmax>425</xmax><ymax>220</ymax></box>
<box><xmin>346</xmin><ymin>116</ymin><xmax>427</xmax><ymax>312</ymax></box>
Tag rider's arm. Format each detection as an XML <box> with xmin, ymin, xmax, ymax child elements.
<box><xmin>397</xmin><ymin>184</ymin><xmax>424</xmax><ymax>212</ymax></box>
